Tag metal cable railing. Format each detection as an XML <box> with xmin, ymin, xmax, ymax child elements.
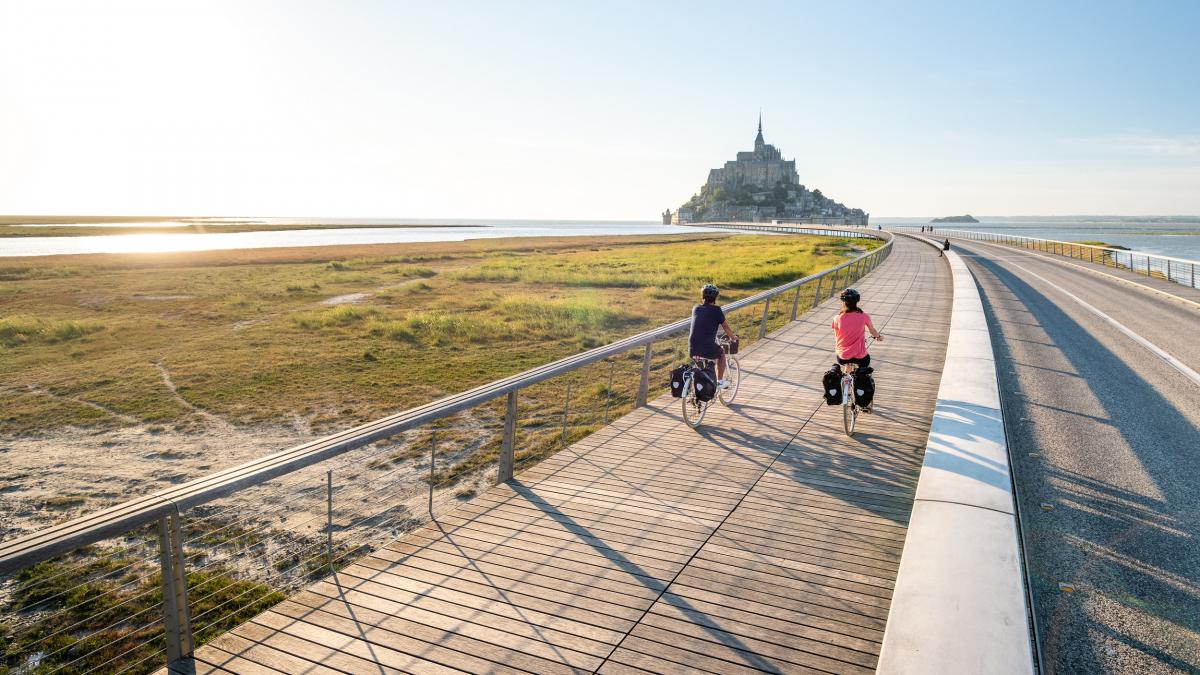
<box><xmin>0</xmin><ymin>224</ymin><xmax>892</xmax><ymax>674</ymax></box>
<box><xmin>889</xmin><ymin>226</ymin><xmax>1200</xmax><ymax>290</ymax></box>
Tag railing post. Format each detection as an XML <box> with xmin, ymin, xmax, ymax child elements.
<box><xmin>758</xmin><ymin>297</ymin><xmax>771</xmax><ymax>340</ymax></box>
<box><xmin>561</xmin><ymin>383</ymin><xmax>571</xmax><ymax>447</ymax></box>
<box><xmin>790</xmin><ymin>284</ymin><xmax>802</xmax><ymax>320</ymax></box>
<box><xmin>636</xmin><ymin>343</ymin><xmax>652</xmax><ymax>408</ymax></box>
<box><xmin>1167</xmin><ymin>260</ymin><xmax>1172</xmax><ymax>283</ymax></box>
<box><xmin>811</xmin><ymin>276</ymin><xmax>824</xmax><ymax>310</ymax></box>
<box><xmin>1192</xmin><ymin>263</ymin><xmax>1195</xmax><ymax>289</ymax></box>
<box><xmin>603</xmin><ymin>360</ymin><xmax>614</xmax><ymax>424</ymax></box>
<box><xmin>328</xmin><ymin>469</ymin><xmax>335</xmax><ymax>566</ymax></box>
<box><xmin>159</xmin><ymin>512</ymin><xmax>193</xmax><ymax>665</ymax></box>
<box><xmin>427</xmin><ymin>432</ymin><xmax>436</xmax><ymax>515</ymax></box>
<box><xmin>498</xmin><ymin>391</ymin><xmax>516</xmax><ymax>482</ymax></box>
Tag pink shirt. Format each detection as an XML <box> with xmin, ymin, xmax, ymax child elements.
<box><xmin>831</xmin><ymin>312</ymin><xmax>873</xmax><ymax>359</ymax></box>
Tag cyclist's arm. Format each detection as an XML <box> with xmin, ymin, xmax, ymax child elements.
<box><xmin>720</xmin><ymin>320</ymin><xmax>737</xmax><ymax>340</ymax></box>
<box><xmin>867</xmin><ymin>318</ymin><xmax>883</xmax><ymax>342</ymax></box>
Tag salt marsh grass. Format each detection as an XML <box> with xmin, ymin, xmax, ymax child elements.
<box><xmin>0</xmin><ymin>233</ymin><xmax>858</xmax><ymax>435</ymax></box>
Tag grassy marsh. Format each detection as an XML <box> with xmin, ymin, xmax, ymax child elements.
<box><xmin>0</xmin><ymin>233</ymin><xmax>866</xmax><ymax>436</ymax></box>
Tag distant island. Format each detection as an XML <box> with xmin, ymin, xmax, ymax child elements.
<box><xmin>663</xmin><ymin>116</ymin><xmax>867</xmax><ymax>226</ymax></box>
<box><xmin>930</xmin><ymin>215</ymin><xmax>979</xmax><ymax>223</ymax></box>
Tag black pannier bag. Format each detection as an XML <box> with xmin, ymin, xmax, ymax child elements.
<box><xmin>669</xmin><ymin>366</ymin><xmax>686</xmax><ymax>398</ymax></box>
<box><xmin>822</xmin><ymin>366</ymin><xmax>842</xmax><ymax>405</ymax></box>
<box><xmin>693</xmin><ymin>364</ymin><xmax>718</xmax><ymax>402</ymax></box>
<box><xmin>854</xmin><ymin>367</ymin><xmax>876</xmax><ymax>408</ymax></box>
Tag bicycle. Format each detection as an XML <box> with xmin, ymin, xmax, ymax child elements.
<box><xmin>681</xmin><ymin>335</ymin><xmax>740</xmax><ymax>429</ymax></box>
<box><xmin>840</xmin><ymin>337</ymin><xmax>876</xmax><ymax>436</ymax></box>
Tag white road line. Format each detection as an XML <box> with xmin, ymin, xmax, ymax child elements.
<box><xmin>1007</xmin><ymin>261</ymin><xmax>1200</xmax><ymax>388</ymax></box>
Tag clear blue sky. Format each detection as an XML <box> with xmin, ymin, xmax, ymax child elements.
<box><xmin>1</xmin><ymin>0</ymin><xmax>1198</xmax><ymax>218</ymax></box>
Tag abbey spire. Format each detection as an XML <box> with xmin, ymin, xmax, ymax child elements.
<box><xmin>754</xmin><ymin>112</ymin><xmax>765</xmax><ymax>150</ymax></box>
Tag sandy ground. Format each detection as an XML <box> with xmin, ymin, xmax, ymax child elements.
<box><xmin>0</xmin><ymin>395</ymin><xmax>500</xmax><ymax>582</ymax></box>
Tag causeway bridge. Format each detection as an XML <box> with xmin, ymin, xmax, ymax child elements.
<box><xmin>176</xmin><ymin>234</ymin><xmax>949</xmax><ymax>674</ymax></box>
<box><xmin>3</xmin><ymin>224</ymin><xmax>1197</xmax><ymax>674</ymax></box>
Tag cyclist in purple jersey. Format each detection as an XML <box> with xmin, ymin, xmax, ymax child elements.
<box><xmin>689</xmin><ymin>284</ymin><xmax>738</xmax><ymax>385</ymax></box>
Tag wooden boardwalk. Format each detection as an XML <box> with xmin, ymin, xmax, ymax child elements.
<box><xmin>180</xmin><ymin>237</ymin><xmax>951</xmax><ymax>674</ymax></box>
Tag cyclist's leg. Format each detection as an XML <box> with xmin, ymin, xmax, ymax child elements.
<box><xmin>717</xmin><ymin>353</ymin><xmax>727</xmax><ymax>380</ymax></box>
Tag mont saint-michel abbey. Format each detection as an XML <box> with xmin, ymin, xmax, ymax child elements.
<box><xmin>664</xmin><ymin>117</ymin><xmax>868</xmax><ymax>226</ymax></box>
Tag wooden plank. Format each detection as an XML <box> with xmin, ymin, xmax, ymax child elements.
<box><xmin>202</xmin><ymin>632</ymin><xmax>344</xmax><ymax>675</ymax></box>
<box><xmin>430</xmin><ymin>511</ymin><xmax>700</xmax><ymax>565</ymax></box>
<box><xmin>647</xmin><ymin>593</ymin><xmax>880</xmax><ymax>664</ymax></box>
<box><xmin>308</xmin><ymin>572</ymin><xmax>625</xmax><ymax>645</ymax></box>
<box><xmin>331</xmin><ymin>563</ymin><xmax>638</xmax><ymax>633</ymax></box>
<box><xmin>363</xmin><ymin>544</ymin><xmax>657</xmax><ymax>608</ymax></box>
<box><xmin>379</xmin><ymin>532</ymin><xmax>668</xmax><ymax>598</ymax></box>
<box><xmin>253</xmin><ymin>601</ymin><xmax>564</xmax><ymax>674</ymax></box>
<box><xmin>283</xmin><ymin>589</ymin><xmax>604</xmax><ymax>671</ymax></box>
<box><xmin>298</xmin><ymin>582</ymin><xmax>613</xmax><ymax>657</ymax></box>
<box><xmin>602</xmin><ymin>635</ymin><xmax>772</xmax><ymax>675</ymax></box>
<box><xmin>666</xmin><ymin>580</ymin><xmax>887</xmax><ymax>638</ymax></box>
<box><xmin>352</xmin><ymin>555</ymin><xmax>649</xmax><ymax>620</ymax></box>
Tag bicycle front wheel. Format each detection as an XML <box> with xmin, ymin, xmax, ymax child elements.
<box><xmin>718</xmin><ymin>357</ymin><xmax>740</xmax><ymax>405</ymax></box>
<box><xmin>683</xmin><ymin>389</ymin><xmax>707</xmax><ymax>429</ymax></box>
<box><xmin>843</xmin><ymin>402</ymin><xmax>857</xmax><ymax>436</ymax></box>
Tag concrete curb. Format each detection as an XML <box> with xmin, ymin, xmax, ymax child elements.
<box><xmin>876</xmin><ymin>236</ymin><xmax>1035</xmax><ymax>675</ymax></box>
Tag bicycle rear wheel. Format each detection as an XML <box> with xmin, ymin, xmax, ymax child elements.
<box><xmin>682</xmin><ymin>383</ymin><xmax>707</xmax><ymax>428</ymax></box>
<box><xmin>718</xmin><ymin>356</ymin><xmax>740</xmax><ymax>405</ymax></box>
<box><xmin>843</xmin><ymin>401</ymin><xmax>857</xmax><ymax>436</ymax></box>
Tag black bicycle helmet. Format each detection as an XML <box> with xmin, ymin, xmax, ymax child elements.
<box><xmin>702</xmin><ymin>284</ymin><xmax>720</xmax><ymax>301</ymax></box>
<box><xmin>840</xmin><ymin>288</ymin><xmax>860</xmax><ymax>303</ymax></box>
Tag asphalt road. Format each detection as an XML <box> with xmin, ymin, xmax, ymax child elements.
<box><xmin>954</xmin><ymin>239</ymin><xmax>1200</xmax><ymax>675</ymax></box>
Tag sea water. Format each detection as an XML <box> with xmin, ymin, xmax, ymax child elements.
<box><xmin>0</xmin><ymin>219</ymin><xmax>726</xmax><ymax>257</ymax></box>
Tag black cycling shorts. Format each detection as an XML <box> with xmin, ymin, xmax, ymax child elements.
<box><xmin>690</xmin><ymin>342</ymin><xmax>723</xmax><ymax>360</ymax></box>
<box><xmin>836</xmin><ymin>354</ymin><xmax>871</xmax><ymax>368</ymax></box>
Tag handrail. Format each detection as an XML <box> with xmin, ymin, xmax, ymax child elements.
<box><xmin>0</xmin><ymin>224</ymin><xmax>892</xmax><ymax>576</ymax></box>
<box><xmin>889</xmin><ymin>226</ymin><xmax>1200</xmax><ymax>289</ymax></box>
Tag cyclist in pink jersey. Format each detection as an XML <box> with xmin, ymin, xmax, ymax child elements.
<box><xmin>831</xmin><ymin>287</ymin><xmax>882</xmax><ymax>379</ymax></box>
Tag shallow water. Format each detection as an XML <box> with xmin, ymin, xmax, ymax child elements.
<box><xmin>0</xmin><ymin>220</ymin><xmax>726</xmax><ymax>257</ymax></box>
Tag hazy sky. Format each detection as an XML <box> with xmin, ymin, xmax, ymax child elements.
<box><xmin>2</xmin><ymin>0</ymin><xmax>1198</xmax><ymax>219</ymax></box>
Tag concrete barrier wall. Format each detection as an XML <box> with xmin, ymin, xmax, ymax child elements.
<box><xmin>876</xmin><ymin>237</ymin><xmax>1036</xmax><ymax>675</ymax></box>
